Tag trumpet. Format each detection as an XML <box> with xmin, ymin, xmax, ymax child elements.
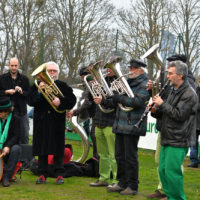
<box><xmin>31</xmin><ymin>63</ymin><xmax>65</xmax><ymax>113</ymax></box>
<box><xmin>104</xmin><ymin>57</ymin><xmax>135</xmax><ymax>112</ymax></box>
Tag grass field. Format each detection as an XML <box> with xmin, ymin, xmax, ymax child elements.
<box><xmin>1</xmin><ymin>141</ymin><xmax>200</xmax><ymax>200</ymax></box>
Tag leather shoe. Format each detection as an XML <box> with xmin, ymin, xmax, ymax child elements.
<box><xmin>120</xmin><ymin>187</ymin><xmax>138</xmax><ymax>195</ymax></box>
<box><xmin>2</xmin><ymin>178</ymin><xmax>10</xmax><ymax>187</ymax></box>
<box><xmin>89</xmin><ymin>180</ymin><xmax>108</xmax><ymax>187</ymax></box>
<box><xmin>107</xmin><ymin>183</ymin><xmax>124</xmax><ymax>193</ymax></box>
<box><xmin>187</xmin><ymin>163</ymin><xmax>198</xmax><ymax>168</ymax></box>
<box><xmin>147</xmin><ymin>190</ymin><xmax>167</xmax><ymax>198</ymax></box>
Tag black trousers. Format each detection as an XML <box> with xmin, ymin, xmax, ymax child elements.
<box><xmin>115</xmin><ymin>134</ymin><xmax>140</xmax><ymax>190</ymax></box>
<box><xmin>38</xmin><ymin>155</ymin><xmax>64</xmax><ymax>178</ymax></box>
<box><xmin>4</xmin><ymin>144</ymin><xmax>21</xmax><ymax>180</ymax></box>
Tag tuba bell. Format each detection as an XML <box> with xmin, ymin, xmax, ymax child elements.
<box><xmin>31</xmin><ymin>63</ymin><xmax>65</xmax><ymax>113</ymax></box>
<box><xmin>140</xmin><ymin>43</ymin><xmax>164</xmax><ymax>96</ymax></box>
<box><xmin>104</xmin><ymin>57</ymin><xmax>135</xmax><ymax>112</ymax></box>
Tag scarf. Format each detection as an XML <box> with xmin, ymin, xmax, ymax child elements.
<box><xmin>0</xmin><ymin>113</ymin><xmax>12</xmax><ymax>149</ymax></box>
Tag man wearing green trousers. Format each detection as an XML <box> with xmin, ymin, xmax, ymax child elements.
<box><xmin>90</xmin><ymin>67</ymin><xmax>117</xmax><ymax>186</ymax></box>
<box><xmin>152</xmin><ymin>60</ymin><xmax>197</xmax><ymax>200</ymax></box>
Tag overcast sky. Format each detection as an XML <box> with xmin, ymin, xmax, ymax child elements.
<box><xmin>110</xmin><ymin>0</ymin><xmax>131</xmax><ymax>9</ymax></box>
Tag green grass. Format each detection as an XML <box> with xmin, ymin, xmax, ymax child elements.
<box><xmin>1</xmin><ymin>141</ymin><xmax>200</xmax><ymax>200</ymax></box>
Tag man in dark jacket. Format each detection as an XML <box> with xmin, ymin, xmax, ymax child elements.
<box><xmin>0</xmin><ymin>58</ymin><xmax>30</xmax><ymax>144</ymax></box>
<box><xmin>153</xmin><ymin>60</ymin><xmax>197</xmax><ymax>200</ymax></box>
<box><xmin>28</xmin><ymin>61</ymin><xmax>76</xmax><ymax>185</ymax></box>
<box><xmin>96</xmin><ymin>59</ymin><xmax>150</xmax><ymax>195</ymax></box>
<box><xmin>66</xmin><ymin>66</ymin><xmax>98</xmax><ymax>158</ymax></box>
<box><xmin>147</xmin><ymin>53</ymin><xmax>196</xmax><ymax>199</ymax></box>
<box><xmin>187</xmin><ymin>77</ymin><xmax>200</xmax><ymax>168</ymax></box>
<box><xmin>0</xmin><ymin>96</ymin><xmax>21</xmax><ymax>187</ymax></box>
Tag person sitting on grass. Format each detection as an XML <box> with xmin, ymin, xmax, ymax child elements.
<box><xmin>0</xmin><ymin>96</ymin><xmax>21</xmax><ymax>187</ymax></box>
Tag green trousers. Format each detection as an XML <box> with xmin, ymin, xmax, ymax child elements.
<box><xmin>155</xmin><ymin>132</ymin><xmax>163</xmax><ymax>191</ymax></box>
<box><xmin>159</xmin><ymin>145</ymin><xmax>188</xmax><ymax>200</ymax></box>
<box><xmin>95</xmin><ymin>126</ymin><xmax>117</xmax><ymax>184</ymax></box>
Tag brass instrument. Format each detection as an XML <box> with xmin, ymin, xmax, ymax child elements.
<box><xmin>104</xmin><ymin>57</ymin><xmax>135</xmax><ymax>112</ymax></box>
<box><xmin>31</xmin><ymin>63</ymin><xmax>65</xmax><ymax>113</ymax></box>
<box><xmin>84</xmin><ymin>61</ymin><xmax>114</xmax><ymax>113</ymax></box>
<box><xmin>134</xmin><ymin>43</ymin><xmax>165</xmax><ymax>128</ymax></box>
<box><xmin>32</xmin><ymin>64</ymin><xmax>90</xmax><ymax>163</ymax></box>
<box><xmin>67</xmin><ymin>116</ymin><xmax>90</xmax><ymax>163</ymax></box>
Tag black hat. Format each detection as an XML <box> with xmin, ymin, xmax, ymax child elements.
<box><xmin>79</xmin><ymin>66</ymin><xmax>89</xmax><ymax>76</ymax></box>
<box><xmin>0</xmin><ymin>96</ymin><xmax>13</xmax><ymax>111</ymax></box>
<box><xmin>166</xmin><ymin>54</ymin><xmax>187</xmax><ymax>63</ymax></box>
<box><xmin>128</xmin><ymin>58</ymin><xmax>147</xmax><ymax>68</ymax></box>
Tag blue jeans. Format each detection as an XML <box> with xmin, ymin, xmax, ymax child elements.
<box><xmin>4</xmin><ymin>144</ymin><xmax>21</xmax><ymax>180</ymax></box>
<box><xmin>189</xmin><ymin>130</ymin><xmax>200</xmax><ymax>164</ymax></box>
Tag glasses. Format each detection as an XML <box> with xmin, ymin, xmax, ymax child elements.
<box><xmin>10</xmin><ymin>65</ymin><xmax>18</xmax><ymax>67</ymax></box>
<box><xmin>47</xmin><ymin>69</ymin><xmax>58</xmax><ymax>73</ymax></box>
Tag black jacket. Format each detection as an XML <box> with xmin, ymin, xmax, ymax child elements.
<box><xmin>28</xmin><ymin>80</ymin><xmax>76</xmax><ymax>156</ymax></box>
<box><xmin>102</xmin><ymin>73</ymin><xmax>150</xmax><ymax>136</ymax></box>
<box><xmin>196</xmin><ymin>86</ymin><xmax>200</xmax><ymax>130</ymax></box>
<box><xmin>0</xmin><ymin>72</ymin><xmax>30</xmax><ymax>116</ymax></box>
<box><xmin>156</xmin><ymin>80</ymin><xmax>197</xmax><ymax>147</ymax></box>
<box><xmin>3</xmin><ymin>114</ymin><xmax>20</xmax><ymax>148</ymax></box>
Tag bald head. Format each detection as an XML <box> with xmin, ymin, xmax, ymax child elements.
<box><xmin>9</xmin><ymin>57</ymin><xmax>20</xmax><ymax>75</ymax></box>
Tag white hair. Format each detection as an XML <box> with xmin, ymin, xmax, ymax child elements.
<box><xmin>46</xmin><ymin>61</ymin><xmax>60</xmax><ymax>74</ymax></box>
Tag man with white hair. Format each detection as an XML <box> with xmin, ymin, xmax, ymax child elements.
<box><xmin>28</xmin><ymin>61</ymin><xmax>76</xmax><ymax>185</ymax></box>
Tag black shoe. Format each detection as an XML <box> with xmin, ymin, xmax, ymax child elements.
<box><xmin>187</xmin><ymin>163</ymin><xmax>198</xmax><ymax>168</ymax></box>
<box><xmin>36</xmin><ymin>175</ymin><xmax>46</xmax><ymax>184</ymax></box>
<box><xmin>2</xmin><ymin>178</ymin><xmax>10</xmax><ymax>187</ymax></box>
<box><xmin>56</xmin><ymin>176</ymin><xmax>64</xmax><ymax>185</ymax></box>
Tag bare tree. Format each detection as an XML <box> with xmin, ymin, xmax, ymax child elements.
<box><xmin>0</xmin><ymin>0</ymin><xmax>15</xmax><ymax>74</ymax></box>
<box><xmin>47</xmin><ymin>0</ymin><xmax>115</xmax><ymax>83</ymax></box>
<box><xmin>170</xmin><ymin>0</ymin><xmax>200</xmax><ymax>75</ymax></box>
<box><xmin>116</xmin><ymin>0</ymin><xmax>175</xmax><ymax>79</ymax></box>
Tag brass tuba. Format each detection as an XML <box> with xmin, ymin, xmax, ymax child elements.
<box><xmin>31</xmin><ymin>63</ymin><xmax>65</xmax><ymax>113</ymax></box>
<box><xmin>140</xmin><ymin>43</ymin><xmax>164</xmax><ymax>97</ymax></box>
<box><xmin>104</xmin><ymin>57</ymin><xmax>135</xmax><ymax>112</ymax></box>
<box><xmin>67</xmin><ymin>116</ymin><xmax>90</xmax><ymax>163</ymax></box>
<box><xmin>32</xmin><ymin>64</ymin><xmax>90</xmax><ymax>163</ymax></box>
<box><xmin>84</xmin><ymin>61</ymin><xmax>114</xmax><ymax>113</ymax></box>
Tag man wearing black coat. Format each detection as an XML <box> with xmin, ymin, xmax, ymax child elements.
<box><xmin>28</xmin><ymin>61</ymin><xmax>76</xmax><ymax>185</ymax></box>
<box><xmin>0</xmin><ymin>58</ymin><xmax>30</xmax><ymax>144</ymax></box>
<box><xmin>153</xmin><ymin>60</ymin><xmax>197</xmax><ymax>200</ymax></box>
<box><xmin>95</xmin><ymin>59</ymin><xmax>150</xmax><ymax>195</ymax></box>
<box><xmin>0</xmin><ymin>96</ymin><xmax>21</xmax><ymax>187</ymax></box>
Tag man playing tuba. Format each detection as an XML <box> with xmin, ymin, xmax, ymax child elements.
<box><xmin>28</xmin><ymin>61</ymin><xmax>76</xmax><ymax>185</ymax></box>
<box><xmin>95</xmin><ymin>58</ymin><xmax>150</xmax><ymax>195</ymax></box>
